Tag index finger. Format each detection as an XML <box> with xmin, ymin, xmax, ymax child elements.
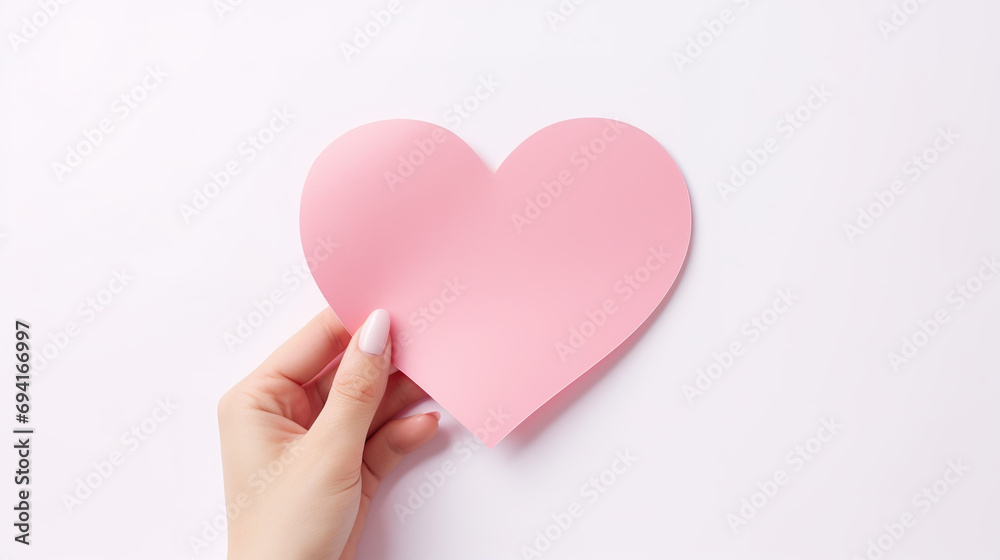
<box><xmin>257</xmin><ymin>307</ymin><xmax>353</xmax><ymax>385</ymax></box>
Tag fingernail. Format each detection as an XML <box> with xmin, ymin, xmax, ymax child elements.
<box><xmin>427</xmin><ymin>411</ymin><xmax>441</xmax><ymax>420</ymax></box>
<box><xmin>359</xmin><ymin>309</ymin><xmax>390</xmax><ymax>356</ymax></box>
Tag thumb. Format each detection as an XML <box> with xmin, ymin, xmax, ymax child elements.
<box><xmin>309</xmin><ymin>309</ymin><xmax>392</xmax><ymax>456</ymax></box>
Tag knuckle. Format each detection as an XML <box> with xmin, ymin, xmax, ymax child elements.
<box><xmin>320</xmin><ymin>312</ymin><xmax>352</xmax><ymax>351</ymax></box>
<box><xmin>217</xmin><ymin>383</ymin><xmax>254</xmax><ymax>421</ymax></box>
<box><xmin>384</xmin><ymin>432</ymin><xmax>408</xmax><ymax>458</ymax></box>
<box><xmin>333</xmin><ymin>367</ymin><xmax>381</xmax><ymax>405</ymax></box>
<box><xmin>391</xmin><ymin>376</ymin><xmax>410</xmax><ymax>405</ymax></box>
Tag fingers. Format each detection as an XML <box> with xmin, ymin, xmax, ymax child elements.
<box><xmin>258</xmin><ymin>307</ymin><xmax>351</xmax><ymax>385</ymax></box>
<box><xmin>340</xmin><ymin>412</ymin><xmax>436</xmax><ymax>560</ymax></box>
<box><xmin>362</xmin><ymin>412</ymin><xmax>440</xmax><ymax>486</ymax></box>
<box><xmin>367</xmin><ymin>373</ymin><xmax>428</xmax><ymax>438</ymax></box>
<box><xmin>311</xmin><ymin>357</ymin><xmax>407</xmax><ymax>411</ymax></box>
<box><xmin>309</xmin><ymin>309</ymin><xmax>392</xmax><ymax>452</ymax></box>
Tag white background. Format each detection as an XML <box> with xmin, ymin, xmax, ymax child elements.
<box><xmin>2</xmin><ymin>0</ymin><xmax>999</xmax><ymax>559</ymax></box>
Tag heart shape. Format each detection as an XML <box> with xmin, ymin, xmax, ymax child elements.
<box><xmin>300</xmin><ymin>119</ymin><xmax>691</xmax><ymax>447</ymax></box>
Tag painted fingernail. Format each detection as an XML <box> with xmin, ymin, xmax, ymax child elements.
<box><xmin>359</xmin><ymin>309</ymin><xmax>390</xmax><ymax>356</ymax></box>
<box><xmin>427</xmin><ymin>411</ymin><xmax>441</xmax><ymax>420</ymax></box>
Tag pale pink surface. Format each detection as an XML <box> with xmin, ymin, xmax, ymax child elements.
<box><xmin>300</xmin><ymin>119</ymin><xmax>691</xmax><ymax>447</ymax></box>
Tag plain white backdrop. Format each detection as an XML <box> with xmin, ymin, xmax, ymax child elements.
<box><xmin>1</xmin><ymin>0</ymin><xmax>999</xmax><ymax>558</ymax></box>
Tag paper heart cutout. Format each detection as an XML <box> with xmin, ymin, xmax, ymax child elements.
<box><xmin>301</xmin><ymin>119</ymin><xmax>691</xmax><ymax>448</ymax></box>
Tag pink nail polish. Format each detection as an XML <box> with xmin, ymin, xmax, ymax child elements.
<box><xmin>359</xmin><ymin>309</ymin><xmax>390</xmax><ymax>356</ymax></box>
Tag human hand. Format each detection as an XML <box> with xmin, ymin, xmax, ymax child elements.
<box><xmin>218</xmin><ymin>308</ymin><xmax>440</xmax><ymax>559</ymax></box>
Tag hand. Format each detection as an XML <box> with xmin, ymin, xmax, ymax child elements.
<box><xmin>218</xmin><ymin>308</ymin><xmax>439</xmax><ymax>560</ymax></box>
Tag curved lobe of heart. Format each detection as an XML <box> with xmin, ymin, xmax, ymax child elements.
<box><xmin>301</xmin><ymin>119</ymin><xmax>691</xmax><ymax>448</ymax></box>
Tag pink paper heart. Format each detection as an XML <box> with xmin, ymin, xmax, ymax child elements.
<box><xmin>300</xmin><ymin>119</ymin><xmax>691</xmax><ymax>447</ymax></box>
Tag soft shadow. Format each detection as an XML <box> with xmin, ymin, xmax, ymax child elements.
<box><xmin>358</xmin><ymin>205</ymin><xmax>696</xmax><ymax>554</ymax></box>
<box><xmin>502</xmin><ymin>220</ymin><xmax>696</xmax><ymax>452</ymax></box>
<box><xmin>354</xmin><ymin>415</ymin><xmax>459</xmax><ymax>559</ymax></box>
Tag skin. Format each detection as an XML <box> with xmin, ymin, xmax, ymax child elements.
<box><xmin>218</xmin><ymin>307</ymin><xmax>438</xmax><ymax>559</ymax></box>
